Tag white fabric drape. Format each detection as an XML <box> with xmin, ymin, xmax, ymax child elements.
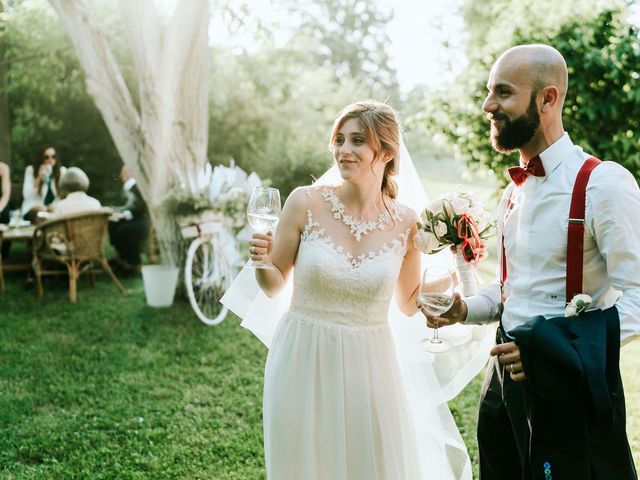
<box><xmin>47</xmin><ymin>0</ymin><xmax>209</xmax><ymax>265</ymax></box>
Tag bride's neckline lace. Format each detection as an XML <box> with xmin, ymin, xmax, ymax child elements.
<box><xmin>301</xmin><ymin>210</ymin><xmax>409</xmax><ymax>269</ymax></box>
<box><xmin>320</xmin><ymin>186</ymin><xmax>405</xmax><ymax>241</ymax></box>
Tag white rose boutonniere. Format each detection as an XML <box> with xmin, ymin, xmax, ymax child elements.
<box><xmin>564</xmin><ymin>294</ymin><xmax>592</xmax><ymax>317</ymax></box>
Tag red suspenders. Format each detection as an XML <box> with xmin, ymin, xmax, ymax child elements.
<box><xmin>500</xmin><ymin>157</ymin><xmax>601</xmax><ymax>305</ymax></box>
<box><xmin>566</xmin><ymin>157</ymin><xmax>601</xmax><ymax>302</ymax></box>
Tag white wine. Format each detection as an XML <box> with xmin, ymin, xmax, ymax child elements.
<box><xmin>418</xmin><ymin>293</ymin><xmax>453</xmax><ymax>317</ymax></box>
<box><xmin>247</xmin><ymin>213</ymin><xmax>279</xmax><ymax>233</ymax></box>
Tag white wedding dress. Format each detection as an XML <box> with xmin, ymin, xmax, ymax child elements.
<box><xmin>222</xmin><ymin>142</ymin><xmax>495</xmax><ymax>479</ymax></box>
<box><xmin>262</xmin><ymin>186</ymin><xmax>463</xmax><ymax>479</ymax></box>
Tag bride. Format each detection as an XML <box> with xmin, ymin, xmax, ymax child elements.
<box><xmin>222</xmin><ymin>100</ymin><xmax>493</xmax><ymax>479</ymax></box>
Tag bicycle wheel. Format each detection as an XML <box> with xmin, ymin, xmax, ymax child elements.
<box><xmin>184</xmin><ymin>235</ymin><xmax>231</xmax><ymax>325</ymax></box>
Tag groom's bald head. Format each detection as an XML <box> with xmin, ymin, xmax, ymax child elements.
<box><xmin>483</xmin><ymin>44</ymin><xmax>568</xmax><ymax>154</ymax></box>
<box><xmin>494</xmin><ymin>44</ymin><xmax>568</xmax><ymax>106</ymax></box>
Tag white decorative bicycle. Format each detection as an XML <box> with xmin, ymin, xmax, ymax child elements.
<box><xmin>180</xmin><ymin>214</ymin><xmax>233</xmax><ymax>325</ymax></box>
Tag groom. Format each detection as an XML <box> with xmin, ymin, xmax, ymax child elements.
<box><xmin>430</xmin><ymin>44</ymin><xmax>640</xmax><ymax>479</ymax></box>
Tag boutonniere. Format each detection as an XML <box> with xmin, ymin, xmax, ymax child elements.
<box><xmin>564</xmin><ymin>294</ymin><xmax>592</xmax><ymax>317</ymax></box>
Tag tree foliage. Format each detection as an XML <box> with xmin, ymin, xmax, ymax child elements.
<box><xmin>208</xmin><ymin>44</ymin><xmax>372</xmax><ymax>197</ymax></box>
<box><xmin>284</xmin><ymin>0</ymin><xmax>399</xmax><ymax>100</ymax></box>
<box><xmin>1</xmin><ymin>0</ymin><xmax>398</xmax><ymax>201</ymax></box>
<box><xmin>2</xmin><ymin>0</ymin><xmax>128</xmax><ymax>203</ymax></box>
<box><xmin>421</xmin><ymin>1</ymin><xmax>640</xmax><ymax>185</ymax></box>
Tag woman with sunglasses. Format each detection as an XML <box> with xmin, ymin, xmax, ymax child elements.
<box><xmin>21</xmin><ymin>145</ymin><xmax>66</xmax><ymax>222</ymax></box>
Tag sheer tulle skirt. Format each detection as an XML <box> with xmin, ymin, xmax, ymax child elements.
<box><xmin>263</xmin><ymin>311</ymin><xmax>467</xmax><ymax>480</ymax></box>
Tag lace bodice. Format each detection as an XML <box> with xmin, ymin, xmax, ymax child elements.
<box><xmin>288</xmin><ymin>186</ymin><xmax>415</xmax><ymax>327</ymax></box>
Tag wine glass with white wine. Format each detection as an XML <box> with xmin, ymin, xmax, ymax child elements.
<box><xmin>246</xmin><ymin>187</ymin><xmax>281</xmax><ymax>270</ymax></box>
<box><xmin>417</xmin><ymin>266</ymin><xmax>455</xmax><ymax>353</ymax></box>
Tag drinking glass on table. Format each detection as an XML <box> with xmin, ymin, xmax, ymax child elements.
<box><xmin>8</xmin><ymin>209</ymin><xmax>21</xmax><ymax>228</ymax></box>
<box><xmin>417</xmin><ymin>266</ymin><xmax>455</xmax><ymax>353</ymax></box>
<box><xmin>246</xmin><ymin>187</ymin><xmax>281</xmax><ymax>270</ymax></box>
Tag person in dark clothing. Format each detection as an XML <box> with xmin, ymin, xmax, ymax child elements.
<box><xmin>108</xmin><ymin>166</ymin><xmax>150</xmax><ymax>272</ymax></box>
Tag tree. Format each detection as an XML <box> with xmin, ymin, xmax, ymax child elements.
<box><xmin>47</xmin><ymin>0</ymin><xmax>209</xmax><ymax>266</ymax></box>
<box><xmin>2</xmin><ymin>0</ymin><xmax>131</xmax><ymax>202</ymax></box>
<box><xmin>207</xmin><ymin>42</ymin><xmax>369</xmax><ymax>198</ymax></box>
<box><xmin>2</xmin><ymin>0</ymin><xmax>401</xmax><ymax>211</ymax></box>
<box><xmin>284</xmin><ymin>0</ymin><xmax>399</xmax><ymax>100</ymax></box>
<box><xmin>420</xmin><ymin>1</ymin><xmax>640</xmax><ymax>185</ymax></box>
<box><xmin>206</xmin><ymin>0</ymin><xmax>401</xmax><ymax>197</ymax></box>
<box><xmin>0</xmin><ymin>0</ymin><xmax>11</xmax><ymax>167</ymax></box>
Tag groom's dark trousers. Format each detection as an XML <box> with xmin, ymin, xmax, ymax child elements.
<box><xmin>477</xmin><ymin>320</ymin><xmax>637</xmax><ymax>480</ymax></box>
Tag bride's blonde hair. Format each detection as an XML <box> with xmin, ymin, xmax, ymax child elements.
<box><xmin>329</xmin><ymin>100</ymin><xmax>400</xmax><ymax>199</ymax></box>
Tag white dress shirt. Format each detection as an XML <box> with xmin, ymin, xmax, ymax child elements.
<box><xmin>464</xmin><ymin>133</ymin><xmax>640</xmax><ymax>343</ymax></box>
<box><xmin>121</xmin><ymin>178</ymin><xmax>136</xmax><ymax>220</ymax></box>
<box><xmin>21</xmin><ymin>165</ymin><xmax>67</xmax><ymax>214</ymax></box>
<box><xmin>51</xmin><ymin>191</ymin><xmax>102</xmax><ymax>217</ymax></box>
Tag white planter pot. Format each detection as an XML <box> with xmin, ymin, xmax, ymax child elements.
<box><xmin>141</xmin><ymin>265</ymin><xmax>179</xmax><ymax>307</ymax></box>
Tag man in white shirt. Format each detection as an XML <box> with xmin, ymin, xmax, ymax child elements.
<box><xmin>430</xmin><ymin>44</ymin><xmax>640</xmax><ymax>479</ymax></box>
<box><xmin>51</xmin><ymin>167</ymin><xmax>102</xmax><ymax>217</ymax></box>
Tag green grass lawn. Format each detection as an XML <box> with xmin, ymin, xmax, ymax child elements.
<box><xmin>1</xmin><ymin>273</ymin><xmax>638</xmax><ymax>479</ymax></box>
<box><xmin>0</xmin><ymin>273</ymin><xmax>267</xmax><ymax>479</ymax></box>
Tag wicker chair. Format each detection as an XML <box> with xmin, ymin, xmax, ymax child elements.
<box><xmin>32</xmin><ymin>208</ymin><xmax>125</xmax><ymax>303</ymax></box>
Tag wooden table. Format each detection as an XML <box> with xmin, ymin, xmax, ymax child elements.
<box><xmin>2</xmin><ymin>225</ymin><xmax>35</xmax><ymax>241</ymax></box>
<box><xmin>0</xmin><ymin>224</ymin><xmax>36</xmax><ymax>273</ymax></box>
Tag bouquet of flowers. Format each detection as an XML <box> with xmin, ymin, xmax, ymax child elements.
<box><xmin>414</xmin><ymin>192</ymin><xmax>495</xmax><ymax>296</ymax></box>
<box><xmin>164</xmin><ymin>160</ymin><xmax>264</xmax><ymax>269</ymax></box>
<box><xmin>166</xmin><ymin>160</ymin><xmax>263</xmax><ymax>233</ymax></box>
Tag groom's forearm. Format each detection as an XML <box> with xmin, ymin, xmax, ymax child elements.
<box><xmin>462</xmin><ymin>281</ymin><xmax>502</xmax><ymax>325</ymax></box>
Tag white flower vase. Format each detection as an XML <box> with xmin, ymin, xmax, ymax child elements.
<box><xmin>141</xmin><ymin>265</ymin><xmax>179</xmax><ymax>307</ymax></box>
<box><xmin>455</xmin><ymin>251</ymin><xmax>478</xmax><ymax>297</ymax></box>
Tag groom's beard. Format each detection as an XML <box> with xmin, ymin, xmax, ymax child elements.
<box><xmin>490</xmin><ymin>93</ymin><xmax>540</xmax><ymax>154</ymax></box>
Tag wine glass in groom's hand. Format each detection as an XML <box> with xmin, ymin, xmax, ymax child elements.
<box><xmin>418</xmin><ymin>266</ymin><xmax>455</xmax><ymax>353</ymax></box>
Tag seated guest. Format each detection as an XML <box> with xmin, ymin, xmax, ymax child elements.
<box><xmin>50</xmin><ymin>167</ymin><xmax>102</xmax><ymax>217</ymax></box>
<box><xmin>0</xmin><ymin>161</ymin><xmax>9</xmax><ymax>225</ymax></box>
<box><xmin>109</xmin><ymin>165</ymin><xmax>150</xmax><ymax>272</ymax></box>
<box><xmin>0</xmin><ymin>161</ymin><xmax>10</xmax><ymax>259</ymax></box>
<box><xmin>21</xmin><ymin>145</ymin><xmax>66</xmax><ymax>223</ymax></box>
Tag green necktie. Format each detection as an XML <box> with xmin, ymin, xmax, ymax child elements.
<box><xmin>43</xmin><ymin>177</ymin><xmax>55</xmax><ymax>206</ymax></box>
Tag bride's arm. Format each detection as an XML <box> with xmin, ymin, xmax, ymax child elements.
<box><xmin>395</xmin><ymin>222</ymin><xmax>421</xmax><ymax>316</ymax></box>
<box><xmin>252</xmin><ymin>187</ymin><xmax>307</xmax><ymax>298</ymax></box>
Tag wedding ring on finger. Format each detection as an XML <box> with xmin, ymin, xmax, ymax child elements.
<box><xmin>508</xmin><ymin>363</ymin><xmax>514</xmax><ymax>373</ymax></box>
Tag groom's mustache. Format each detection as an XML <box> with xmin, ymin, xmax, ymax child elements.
<box><xmin>488</xmin><ymin>113</ymin><xmax>509</xmax><ymax>122</ymax></box>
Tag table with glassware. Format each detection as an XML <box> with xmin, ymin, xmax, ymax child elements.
<box><xmin>0</xmin><ymin>222</ymin><xmax>36</xmax><ymax>273</ymax></box>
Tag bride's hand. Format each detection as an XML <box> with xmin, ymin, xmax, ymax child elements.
<box><xmin>450</xmin><ymin>241</ymin><xmax>488</xmax><ymax>266</ymax></box>
<box><xmin>472</xmin><ymin>241</ymin><xmax>488</xmax><ymax>265</ymax></box>
<box><xmin>250</xmin><ymin>231</ymin><xmax>273</xmax><ymax>264</ymax></box>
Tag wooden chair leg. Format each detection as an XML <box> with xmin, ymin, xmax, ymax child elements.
<box><xmin>99</xmin><ymin>257</ymin><xmax>125</xmax><ymax>294</ymax></box>
<box><xmin>34</xmin><ymin>258</ymin><xmax>44</xmax><ymax>298</ymax></box>
<box><xmin>88</xmin><ymin>261</ymin><xmax>96</xmax><ymax>288</ymax></box>
<box><xmin>68</xmin><ymin>260</ymin><xmax>78</xmax><ymax>303</ymax></box>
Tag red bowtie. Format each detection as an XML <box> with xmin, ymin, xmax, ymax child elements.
<box><xmin>507</xmin><ymin>155</ymin><xmax>546</xmax><ymax>186</ymax></box>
